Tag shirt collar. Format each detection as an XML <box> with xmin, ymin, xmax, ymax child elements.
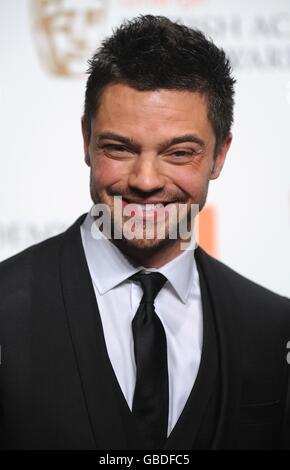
<box><xmin>80</xmin><ymin>209</ymin><xmax>198</xmax><ymax>304</ymax></box>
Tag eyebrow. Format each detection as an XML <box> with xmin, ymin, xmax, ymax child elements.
<box><xmin>95</xmin><ymin>132</ymin><xmax>137</xmax><ymax>148</ymax></box>
<box><xmin>95</xmin><ymin>132</ymin><xmax>205</xmax><ymax>152</ymax></box>
<box><xmin>159</xmin><ymin>134</ymin><xmax>205</xmax><ymax>152</ymax></box>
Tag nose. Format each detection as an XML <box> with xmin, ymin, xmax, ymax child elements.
<box><xmin>128</xmin><ymin>156</ymin><xmax>165</xmax><ymax>194</ymax></box>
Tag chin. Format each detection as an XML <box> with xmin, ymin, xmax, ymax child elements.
<box><xmin>113</xmin><ymin>226</ymin><xmax>176</xmax><ymax>254</ymax></box>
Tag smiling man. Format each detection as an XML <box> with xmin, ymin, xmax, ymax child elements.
<box><xmin>83</xmin><ymin>84</ymin><xmax>230</xmax><ymax>265</ymax></box>
<box><xmin>0</xmin><ymin>15</ymin><xmax>290</xmax><ymax>451</ymax></box>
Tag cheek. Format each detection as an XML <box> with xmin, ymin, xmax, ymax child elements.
<box><xmin>173</xmin><ymin>168</ymin><xmax>208</xmax><ymax>198</ymax></box>
<box><xmin>91</xmin><ymin>157</ymin><xmax>127</xmax><ymax>189</ymax></box>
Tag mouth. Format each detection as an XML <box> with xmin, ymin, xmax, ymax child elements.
<box><xmin>122</xmin><ymin>198</ymin><xmax>177</xmax><ymax>218</ymax></box>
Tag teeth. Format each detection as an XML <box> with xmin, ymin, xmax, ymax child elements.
<box><xmin>132</xmin><ymin>203</ymin><xmax>164</xmax><ymax>210</ymax></box>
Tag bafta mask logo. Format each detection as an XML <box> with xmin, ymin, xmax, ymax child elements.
<box><xmin>30</xmin><ymin>0</ymin><xmax>108</xmax><ymax>77</ymax></box>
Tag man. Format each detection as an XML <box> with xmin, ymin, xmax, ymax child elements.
<box><xmin>0</xmin><ymin>15</ymin><xmax>290</xmax><ymax>450</ymax></box>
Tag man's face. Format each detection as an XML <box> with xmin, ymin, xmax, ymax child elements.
<box><xmin>83</xmin><ymin>84</ymin><xmax>231</xmax><ymax>261</ymax></box>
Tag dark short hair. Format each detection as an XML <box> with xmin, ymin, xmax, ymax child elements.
<box><xmin>84</xmin><ymin>15</ymin><xmax>236</xmax><ymax>154</ymax></box>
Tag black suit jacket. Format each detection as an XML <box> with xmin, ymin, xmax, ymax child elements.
<box><xmin>0</xmin><ymin>213</ymin><xmax>290</xmax><ymax>450</ymax></box>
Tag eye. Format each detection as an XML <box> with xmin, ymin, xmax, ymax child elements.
<box><xmin>104</xmin><ymin>144</ymin><xmax>127</xmax><ymax>152</ymax></box>
<box><xmin>100</xmin><ymin>144</ymin><xmax>134</xmax><ymax>158</ymax></box>
<box><xmin>171</xmin><ymin>150</ymin><xmax>193</xmax><ymax>158</ymax></box>
<box><xmin>168</xmin><ymin>149</ymin><xmax>197</xmax><ymax>159</ymax></box>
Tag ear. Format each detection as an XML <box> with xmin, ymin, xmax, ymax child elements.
<box><xmin>210</xmin><ymin>133</ymin><xmax>232</xmax><ymax>180</ymax></box>
<box><xmin>81</xmin><ymin>116</ymin><xmax>91</xmax><ymax>167</ymax></box>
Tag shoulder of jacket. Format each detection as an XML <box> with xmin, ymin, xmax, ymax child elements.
<box><xmin>195</xmin><ymin>246</ymin><xmax>290</xmax><ymax>311</ymax></box>
<box><xmin>0</xmin><ymin>213</ymin><xmax>87</xmax><ymax>280</ymax></box>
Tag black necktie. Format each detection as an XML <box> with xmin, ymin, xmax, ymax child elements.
<box><xmin>130</xmin><ymin>271</ymin><xmax>169</xmax><ymax>450</ymax></box>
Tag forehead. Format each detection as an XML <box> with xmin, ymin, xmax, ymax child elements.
<box><xmin>98</xmin><ymin>83</ymin><xmax>208</xmax><ymax>110</ymax></box>
<box><xmin>92</xmin><ymin>84</ymin><xmax>216</xmax><ymax>148</ymax></box>
<box><xmin>94</xmin><ymin>84</ymin><xmax>212</xmax><ymax>133</ymax></box>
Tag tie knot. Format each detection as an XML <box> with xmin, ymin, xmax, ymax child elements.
<box><xmin>130</xmin><ymin>272</ymin><xmax>167</xmax><ymax>303</ymax></box>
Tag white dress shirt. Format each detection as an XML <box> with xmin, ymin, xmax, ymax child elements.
<box><xmin>80</xmin><ymin>210</ymin><xmax>203</xmax><ymax>436</ymax></box>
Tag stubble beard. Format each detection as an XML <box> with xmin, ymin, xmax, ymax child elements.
<box><xmin>89</xmin><ymin>174</ymin><xmax>209</xmax><ymax>255</ymax></box>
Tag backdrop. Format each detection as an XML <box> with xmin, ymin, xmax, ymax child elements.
<box><xmin>0</xmin><ymin>0</ymin><xmax>289</xmax><ymax>297</ymax></box>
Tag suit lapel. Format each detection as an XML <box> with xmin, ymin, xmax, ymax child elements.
<box><xmin>195</xmin><ymin>247</ymin><xmax>242</xmax><ymax>449</ymax></box>
<box><xmin>59</xmin><ymin>214</ymin><xmax>140</xmax><ymax>449</ymax></box>
<box><xmin>164</xmin><ymin>260</ymin><xmax>219</xmax><ymax>449</ymax></box>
